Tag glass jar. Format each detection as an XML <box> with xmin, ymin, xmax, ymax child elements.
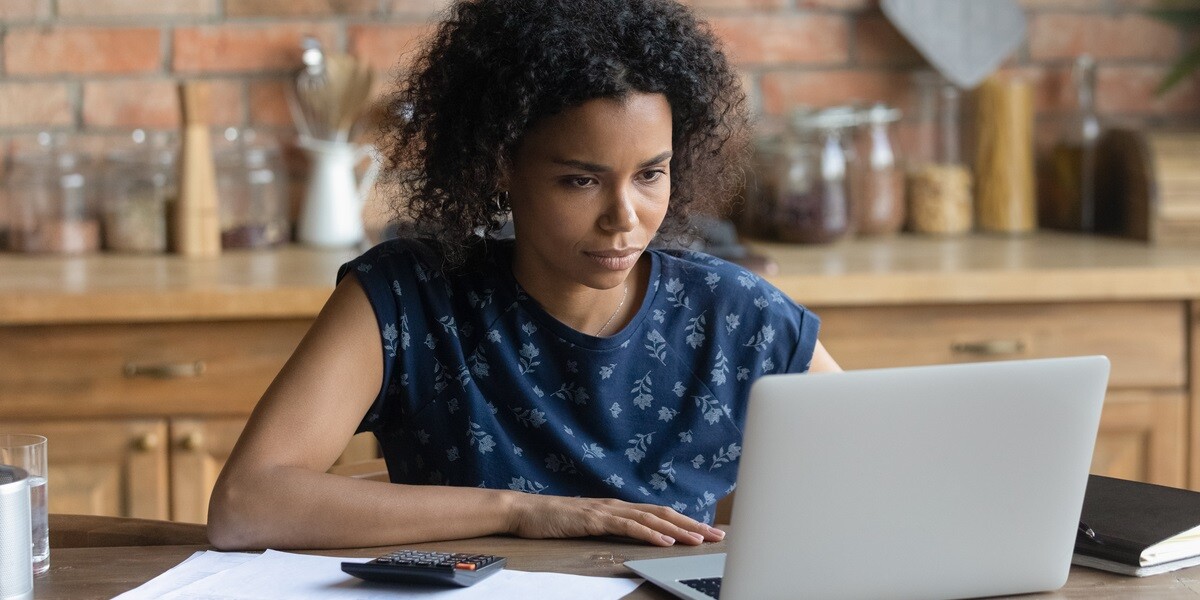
<box><xmin>852</xmin><ymin>104</ymin><xmax>905</xmax><ymax>236</ymax></box>
<box><xmin>103</xmin><ymin>130</ymin><xmax>176</xmax><ymax>253</ymax></box>
<box><xmin>737</xmin><ymin>117</ymin><xmax>787</xmax><ymax>239</ymax></box>
<box><xmin>5</xmin><ymin>133</ymin><xmax>101</xmax><ymax>254</ymax></box>
<box><xmin>907</xmin><ymin>71</ymin><xmax>973</xmax><ymax>235</ymax></box>
<box><xmin>215</xmin><ymin>128</ymin><xmax>290</xmax><ymax>249</ymax></box>
<box><xmin>770</xmin><ymin>107</ymin><xmax>855</xmax><ymax>244</ymax></box>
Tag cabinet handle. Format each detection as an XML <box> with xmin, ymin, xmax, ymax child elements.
<box><xmin>123</xmin><ymin>361</ymin><xmax>206</xmax><ymax>379</ymax></box>
<box><xmin>181</xmin><ymin>432</ymin><xmax>205</xmax><ymax>452</ymax></box>
<box><xmin>951</xmin><ymin>340</ymin><xmax>1026</xmax><ymax>356</ymax></box>
<box><xmin>134</xmin><ymin>433</ymin><xmax>160</xmax><ymax>452</ymax></box>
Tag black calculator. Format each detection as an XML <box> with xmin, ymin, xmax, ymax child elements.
<box><xmin>341</xmin><ymin>549</ymin><xmax>507</xmax><ymax>587</ymax></box>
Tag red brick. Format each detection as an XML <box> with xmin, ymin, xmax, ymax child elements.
<box><xmin>854</xmin><ymin>12</ymin><xmax>923</xmax><ymax>66</ymax></box>
<box><xmin>57</xmin><ymin>0</ymin><xmax>217</xmax><ymax>18</ymax></box>
<box><xmin>389</xmin><ymin>0</ymin><xmax>453</xmax><ymax>15</ymax></box>
<box><xmin>82</xmin><ymin>79</ymin><xmax>242</xmax><ymax>128</ymax></box>
<box><xmin>249</xmin><ymin>79</ymin><xmax>294</xmax><ymax>127</ymax></box>
<box><xmin>1096</xmin><ymin>65</ymin><xmax>1200</xmax><ymax>116</ymax></box>
<box><xmin>347</xmin><ymin>23</ymin><xmax>435</xmax><ymax>73</ymax></box>
<box><xmin>708</xmin><ymin>14</ymin><xmax>849</xmax><ymax>66</ymax></box>
<box><xmin>5</xmin><ymin>27</ymin><xmax>160</xmax><ymax>75</ymax></box>
<box><xmin>0</xmin><ymin>82</ymin><xmax>72</xmax><ymax>128</ymax></box>
<box><xmin>760</xmin><ymin>69</ymin><xmax>913</xmax><ymax>115</ymax></box>
<box><xmin>1028</xmin><ymin>13</ymin><xmax>1181</xmax><ymax>61</ymax></box>
<box><xmin>0</xmin><ymin>0</ymin><xmax>49</xmax><ymax>20</ymax></box>
<box><xmin>225</xmin><ymin>0</ymin><xmax>382</xmax><ymax>17</ymax></box>
<box><xmin>173</xmin><ymin>24</ymin><xmax>337</xmax><ymax>74</ymax></box>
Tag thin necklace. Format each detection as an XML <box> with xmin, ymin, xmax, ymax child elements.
<box><xmin>594</xmin><ymin>283</ymin><xmax>629</xmax><ymax>337</ymax></box>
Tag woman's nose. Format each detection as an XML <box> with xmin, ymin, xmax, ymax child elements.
<box><xmin>600</xmin><ymin>185</ymin><xmax>638</xmax><ymax>232</ymax></box>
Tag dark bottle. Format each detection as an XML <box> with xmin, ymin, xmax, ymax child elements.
<box><xmin>1041</xmin><ymin>55</ymin><xmax>1099</xmax><ymax>231</ymax></box>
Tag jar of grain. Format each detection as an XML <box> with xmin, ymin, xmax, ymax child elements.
<box><xmin>103</xmin><ymin>130</ymin><xmax>176</xmax><ymax>253</ymax></box>
<box><xmin>907</xmin><ymin>72</ymin><xmax>973</xmax><ymax>235</ymax></box>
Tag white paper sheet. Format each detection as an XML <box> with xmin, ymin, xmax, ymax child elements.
<box><xmin>120</xmin><ymin>549</ymin><xmax>641</xmax><ymax>600</ymax></box>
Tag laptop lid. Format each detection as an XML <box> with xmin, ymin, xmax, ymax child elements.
<box><xmin>712</xmin><ymin>356</ymin><xmax>1109</xmax><ymax>600</ymax></box>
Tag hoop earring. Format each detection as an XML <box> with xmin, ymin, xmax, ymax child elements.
<box><xmin>494</xmin><ymin>191</ymin><xmax>510</xmax><ymax>211</ymax></box>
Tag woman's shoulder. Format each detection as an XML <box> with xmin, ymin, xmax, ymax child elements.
<box><xmin>339</xmin><ymin>237</ymin><xmax>504</xmax><ymax>283</ymax></box>
<box><xmin>652</xmin><ymin>248</ymin><xmax>787</xmax><ymax>301</ymax></box>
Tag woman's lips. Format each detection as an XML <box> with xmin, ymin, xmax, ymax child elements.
<box><xmin>585</xmin><ymin>249</ymin><xmax>640</xmax><ymax>271</ymax></box>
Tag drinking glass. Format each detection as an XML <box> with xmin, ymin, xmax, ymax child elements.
<box><xmin>0</xmin><ymin>435</ymin><xmax>48</xmax><ymax>575</ymax></box>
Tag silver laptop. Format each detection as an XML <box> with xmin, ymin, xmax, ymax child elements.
<box><xmin>625</xmin><ymin>356</ymin><xmax>1110</xmax><ymax>600</ymax></box>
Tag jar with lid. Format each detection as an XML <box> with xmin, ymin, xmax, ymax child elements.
<box><xmin>103</xmin><ymin>130</ymin><xmax>176</xmax><ymax>253</ymax></box>
<box><xmin>769</xmin><ymin>107</ymin><xmax>855</xmax><ymax>244</ymax></box>
<box><xmin>5</xmin><ymin>132</ymin><xmax>101</xmax><ymax>254</ymax></box>
<box><xmin>907</xmin><ymin>71</ymin><xmax>973</xmax><ymax>235</ymax></box>
<box><xmin>851</xmin><ymin>104</ymin><xmax>905</xmax><ymax>236</ymax></box>
<box><xmin>215</xmin><ymin>128</ymin><xmax>290</xmax><ymax>249</ymax></box>
<box><xmin>737</xmin><ymin>116</ymin><xmax>788</xmax><ymax>239</ymax></box>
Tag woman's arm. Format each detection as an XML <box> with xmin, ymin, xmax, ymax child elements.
<box><xmin>809</xmin><ymin>340</ymin><xmax>842</xmax><ymax>373</ymax></box>
<box><xmin>207</xmin><ymin>277</ymin><xmax>723</xmax><ymax>550</ymax></box>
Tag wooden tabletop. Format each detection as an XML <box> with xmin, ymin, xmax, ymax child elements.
<box><xmin>27</xmin><ymin>515</ymin><xmax>1200</xmax><ymax>599</ymax></box>
<box><xmin>5</xmin><ymin>233</ymin><xmax>1200</xmax><ymax>325</ymax></box>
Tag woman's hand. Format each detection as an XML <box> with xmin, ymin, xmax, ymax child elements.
<box><xmin>505</xmin><ymin>493</ymin><xmax>725</xmax><ymax>546</ymax></box>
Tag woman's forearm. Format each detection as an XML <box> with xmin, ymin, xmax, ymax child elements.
<box><xmin>208</xmin><ymin>466</ymin><xmax>516</xmax><ymax>550</ymax></box>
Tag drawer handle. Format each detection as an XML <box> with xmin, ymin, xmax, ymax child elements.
<box><xmin>134</xmin><ymin>433</ymin><xmax>160</xmax><ymax>452</ymax></box>
<box><xmin>181</xmin><ymin>432</ymin><xmax>205</xmax><ymax>452</ymax></box>
<box><xmin>123</xmin><ymin>361</ymin><xmax>206</xmax><ymax>379</ymax></box>
<box><xmin>951</xmin><ymin>340</ymin><xmax>1026</xmax><ymax>356</ymax></box>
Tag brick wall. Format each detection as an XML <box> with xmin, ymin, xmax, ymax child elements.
<box><xmin>0</xmin><ymin>0</ymin><xmax>1197</xmax><ymax>149</ymax></box>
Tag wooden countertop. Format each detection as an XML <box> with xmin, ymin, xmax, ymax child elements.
<box><xmin>3</xmin><ymin>233</ymin><xmax>1200</xmax><ymax>325</ymax></box>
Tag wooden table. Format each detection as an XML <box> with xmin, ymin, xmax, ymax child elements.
<box><xmin>28</xmin><ymin>515</ymin><xmax>1200</xmax><ymax>599</ymax></box>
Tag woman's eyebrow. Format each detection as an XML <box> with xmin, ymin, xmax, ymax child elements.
<box><xmin>551</xmin><ymin>150</ymin><xmax>674</xmax><ymax>173</ymax></box>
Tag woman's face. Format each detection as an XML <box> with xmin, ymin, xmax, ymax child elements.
<box><xmin>506</xmin><ymin>92</ymin><xmax>673</xmax><ymax>294</ymax></box>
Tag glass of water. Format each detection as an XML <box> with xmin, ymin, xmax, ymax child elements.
<box><xmin>0</xmin><ymin>435</ymin><xmax>48</xmax><ymax>575</ymax></box>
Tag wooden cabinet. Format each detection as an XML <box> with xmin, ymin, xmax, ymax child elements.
<box><xmin>170</xmin><ymin>417</ymin><xmax>245</xmax><ymax>524</ymax></box>
<box><xmin>816</xmin><ymin>301</ymin><xmax>1189</xmax><ymax>487</ymax></box>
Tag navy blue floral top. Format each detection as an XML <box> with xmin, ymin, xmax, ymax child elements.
<box><xmin>337</xmin><ymin>238</ymin><xmax>819</xmax><ymax>523</ymax></box>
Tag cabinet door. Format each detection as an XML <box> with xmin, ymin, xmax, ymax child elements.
<box><xmin>0</xmin><ymin>419</ymin><xmax>169</xmax><ymax>519</ymax></box>
<box><xmin>1091</xmin><ymin>390</ymin><xmax>1186</xmax><ymax>488</ymax></box>
<box><xmin>170</xmin><ymin>417</ymin><xmax>245</xmax><ymax>523</ymax></box>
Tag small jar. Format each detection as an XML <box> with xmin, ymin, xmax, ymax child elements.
<box><xmin>852</xmin><ymin>104</ymin><xmax>906</xmax><ymax>236</ymax></box>
<box><xmin>215</xmin><ymin>128</ymin><xmax>290</xmax><ymax>249</ymax></box>
<box><xmin>5</xmin><ymin>133</ymin><xmax>101</xmax><ymax>254</ymax></box>
<box><xmin>103</xmin><ymin>130</ymin><xmax>176</xmax><ymax>253</ymax></box>
<box><xmin>738</xmin><ymin>119</ymin><xmax>787</xmax><ymax>239</ymax></box>
<box><xmin>770</xmin><ymin>107</ymin><xmax>855</xmax><ymax>244</ymax></box>
<box><xmin>907</xmin><ymin>72</ymin><xmax>973</xmax><ymax>235</ymax></box>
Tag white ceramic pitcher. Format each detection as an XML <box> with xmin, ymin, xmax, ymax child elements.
<box><xmin>297</xmin><ymin>136</ymin><xmax>381</xmax><ymax>248</ymax></box>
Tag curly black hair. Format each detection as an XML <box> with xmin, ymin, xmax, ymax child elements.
<box><xmin>380</xmin><ymin>0</ymin><xmax>750</xmax><ymax>265</ymax></box>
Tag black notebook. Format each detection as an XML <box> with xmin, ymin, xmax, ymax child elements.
<box><xmin>1073</xmin><ymin>475</ymin><xmax>1200</xmax><ymax>576</ymax></box>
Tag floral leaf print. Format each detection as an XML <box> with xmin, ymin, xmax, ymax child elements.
<box><xmin>513</xmin><ymin>445</ymin><xmax>524</xmax><ymax>457</ymax></box>
<box><xmin>665</xmin><ymin>278</ymin><xmax>691</xmax><ymax>309</ymax></box>
<box><xmin>432</xmin><ymin>361</ymin><xmax>448</xmax><ymax>395</ymax></box>
<box><xmin>685</xmin><ymin>313</ymin><xmax>706</xmax><ymax>349</ymax></box>
<box><xmin>771</xmin><ymin>290</ymin><xmax>785</xmax><ymax>305</ymax></box>
<box><xmin>711</xmin><ymin>349</ymin><xmax>729</xmax><ymax>386</ymax></box>
<box><xmin>609</xmin><ymin>402</ymin><xmax>622</xmax><ymax>418</ymax></box>
<box><xmin>533</xmin><ymin>386</ymin><xmax>544</xmax><ymax>397</ymax></box>
<box><xmin>468</xmin><ymin>288</ymin><xmax>494</xmax><ymax>309</ymax></box>
<box><xmin>510</xmin><ymin>406</ymin><xmax>547</xmax><ymax>428</ymax></box>
<box><xmin>658</xmin><ymin>406</ymin><xmax>678</xmax><ymax>422</ymax></box>
<box><xmin>544</xmin><ymin>453</ymin><xmax>578</xmax><ymax>474</ymax></box>
<box><xmin>737</xmin><ymin>366</ymin><xmax>751</xmax><ymax>381</ymax></box>
<box><xmin>695</xmin><ymin>394</ymin><xmax>723</xmax><ymax>425</ymax></box>
<box><xmin>743</xmin><ymin>325</ymin><xmax>776</xmax><ymax>351</ymax></box>
<box><xmin>508</xmin><ymin>477</ymin><xmax>548</xmax><ymax>494</ymax></box>
<box><xmin>446</xmin><ymin>446</ymin><xmax>460</xmax><ymax>462</ymax></box>
<box><xmin>392</xmin><ymin>280</ymin><xmax>403</xmax><ymax>297</ymax></box>
<box><xmin>467</xmin><ymin>420</ymin><xmax>496</xmax><ymax>453</ymax></box>
<box><xmin>467</xmin><ymin>420</ymin><xmax>497</xmax><ymax>453</ymax></box>
<box><xmin>553</xmin><ymin>381</ymin><xmax>591</xmax><ymax>406</ymax></box>
<box><xmin>694</xmin><ymin>491</ymin><xmax>717</xmax><ymax>514</ymax></box>
<box><xmin>705</xmin><ymin>272</ymin><xmax>720</xmax><ymax>292</ymax></box>
<box><xmin>383</xmin><ymin>323</ymin><xmax>399</xmax><ymax>358</ymax></box>
<box><xmin>460</xmin><ymin>321</ymin><xmax>474</xmax><ymax>339</ymax></box>
<box><xmin>438</xmin><ymin>316</ymin><xmax>459</xmax><ymax>337</ymax></box>
<box><xmin>625</xmin><ymin>432</ymin><xmax>653</xmax><ymax>463</ymax></box>
<box><xmin>672</xmin><ymin>501</ymin><xmax>689</xmax><ymax>513</ymax></box>
<box><xmin>725</xmin><ymin>314</ymin><xmax>740</xmax><ymax>334</ymax></box>
<box><xmin>649</xmin><ymin>459</ymin><xmax>677</xmax><ymax>491</ymax></box>
<box><xmin>400</xmin><ymin>373</ymin><xmax>410</xmax><ymax>386</ymax></box>
<box><xmin>399</xmin><ymin>313</ymin><xmax>411</xmax><ymax>350</ymax></box>
<box><xmin>582</xmin><ymin>443</ymin><xmax>606</xmax><ymax>459</ymax></box>
<box><xmin>356</xmin><ymin>263</ymin><xmax>372</xmax><ymax>273</ymax></box>
<box><xmin>630</xmin><ymin>372</ymin><xmax>653</xmax><ymax>410</ymax></box>
<box><xmin>691</xmin><ymin>454</ymin><xmax>706</xmax><ymax>469</ymax></box>
<box><xmin>678</xmin><ymin>430</ymin><xmax>693</xmax><ymax>443</ymax></box>
<box><xmin>709</xmin><ymin>443</ymin><xmax>743</xmax><ymax>471</ymax></box>
<box><xmin>567</xmin><ymin>360</ymin><xmax>578</xmax><ymax>374</ymax></box>
<box><xmin>737</xmin><ymin>272</ymin><xmax>758</xmax><ymax>289</ymax></box>
<box><xmin>754</xmin><ymin>296</ymin><xmax>769</xmax><ymax>309</ymax></box>
<box><xmin>521</xmin><ymin>321</ymin><xmax>538</xmax><ymax>336</ymax></box>
<box><xmin>486</xmin><ymin>401</ymin><xmax>498</xmax><ymax>415</ymax></box>
<box><xmin>762</xmin><ymin>357</ymin><xmax>776</xmax><ymax>373</ymax></box>
<box><xmin>518</xmin><ymin>342</ymin><xmax>541</xmax><ymax>374</ymax></box>
<box><xmin>563</xmin><ymin>424</ymin><xmax>575</xmax><ymax>437</ymax></box>
<box><xmin>454</xmin><ymin>364</ymin><xmax>471</xmax><ymax>388</ymax></box>
<box><xmin>416</xmin><ymin>429</ymin><xmax>431</xmax><ymax>445</ymax></box>
<box><xmin>649</xmin><ymin>473</ymin><xmax>668</xmax><ymax>491</ymax></box>
<box><xmin>620</xmin><ymin>339</ymin><xmax>630</xmax><ymax>349</ymax></box>
<box><xmin>424</xmin><ymin>333</ymin><xmax>437</xmax><ymax>350</ymax></box>
<box><xmin>486</xmin><ymin>329</ymin><xmax>502</xmax><ymax>343</ymax></box>
<box><xmin>469</xmin><ymin>346</ymin><xmax>490</xmax><ymax>378</ymax></box>
<box><xmin>645</xmin><ymin>330</ymin><xmax>668</xmax><ymax>364</ymax></box>
<box><xmin>604</xmin><ymin>474</ymin><xmax>625</xmax><ymax>489</ymax></box>
<box><xmin>653</xmin><ymin>309</ymin><xmax>666</xmax><ymax>323</ymax></box>
<box><xmin>447</xmin><ymin>398</ymin><xmax>460</xmax><ymax>414</ymax></box>
<box><xmin>673</xmin><ymin>382</ymin><xmax>686</xmax><ymax>397</ymax></box>
<box><xmin>599</xmin><ymin>364</ymin><xmax>616</xmax><ymax>379</ymax></box>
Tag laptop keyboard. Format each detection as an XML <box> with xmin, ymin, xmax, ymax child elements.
<box><xmin>679</xmin><ymin>576</ymin><xmax>722</xmax><ymax>598</ymax></box>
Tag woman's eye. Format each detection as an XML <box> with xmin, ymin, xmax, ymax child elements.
<box><xmin>566</xmin><ymin>177</ymin><xmax>595</xmax><ymax>188</ymax></box>
<box><xmin>640</xmin><ymin>169</ymin><xmax>667</xmax><ymax>182</ymax></box>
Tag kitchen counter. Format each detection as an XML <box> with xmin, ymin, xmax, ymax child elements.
<box><xmin>3</xmin><ymin>232</ymin><xmax>1200</xmax><ymax>324</ymax></box>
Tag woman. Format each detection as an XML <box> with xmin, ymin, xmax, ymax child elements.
<box><xmin>208</xmin><ymin>0</ymin><xmax>840</xmax><ymax>551</ymax></box>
